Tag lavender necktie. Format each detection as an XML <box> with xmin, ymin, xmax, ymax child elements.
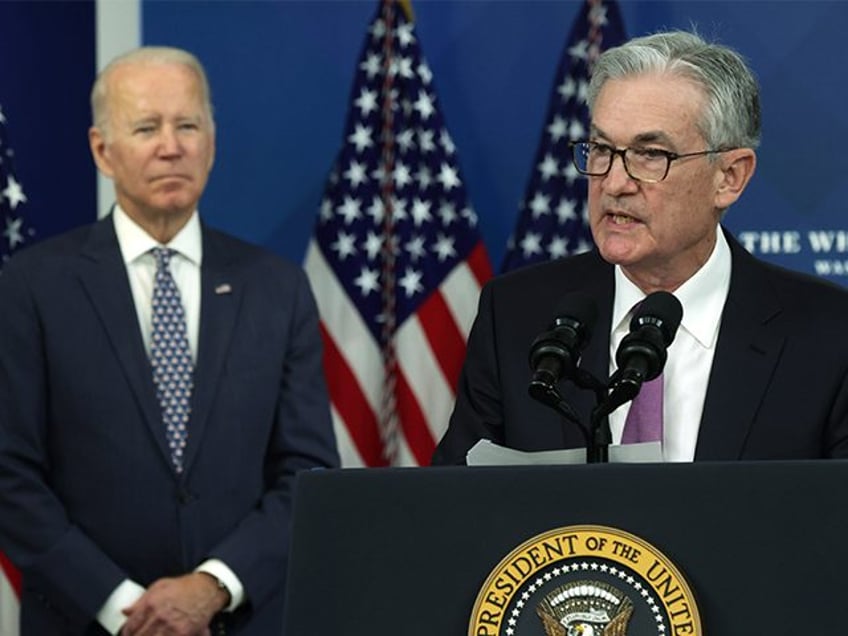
<box><xmin>621</xmin><ymin>373</ymin><xmax>663</xmax><ymax>444</ymax></box>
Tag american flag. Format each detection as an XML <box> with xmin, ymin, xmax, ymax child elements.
<box><xmin>0</xmin><ymin>552</ymin><xmax>19</xmax><ymax>636</ymax></box>
<box><xmin>501</xmin><ymin>0</ymin><xmax>625</xmax><ymax>272</ymax></box>
<box><xmin>0</xmin><ymin>104</ymin><xmax>25</xmax><ymax>636</ymax></box>
<box><xmin>305</xmin><ymin>0</ymin><xmax>492</xmax><ymax>467</ymax></box>
<box><xmin>1</xmin><ymin>105</ymin><xmax>33</xmax><ymax>268</ymax></box>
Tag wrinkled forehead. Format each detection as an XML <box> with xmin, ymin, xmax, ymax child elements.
<box><xmin>590</xmin><ymin>73</ymin><xmax>707</xmax><ymax>147</ymax></box>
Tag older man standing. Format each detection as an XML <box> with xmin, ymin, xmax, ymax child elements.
<box><xmin>0</xmin><ymin>47</ymin><xmax>338</xmax><ymax>635</ymax></box>
<box><xmin>433</xmin><ymin>31</ymin><xmax>848</xmax><ymax>465</ymax></box>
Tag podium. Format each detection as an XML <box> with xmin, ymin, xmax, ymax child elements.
<box><xmin>282</xmin><ymin>461</ymin><xmax>848</xmax><ymax>635</ymax></box>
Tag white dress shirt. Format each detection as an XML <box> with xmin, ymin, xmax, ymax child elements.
<box><xmin>96</xmin><ymin>207</ymin><xmax>244</xmax><ymax>634</ymax></box>
<box><xmin>608</xmin><ymin>227</ymin><xmax>732</xmax><ymax>462</ymax></box>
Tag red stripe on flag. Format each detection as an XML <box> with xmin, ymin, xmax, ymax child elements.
<box><xmin>467</xmin><ymin>241</ymin><xmax>493</xmax><ymax>287</ymax></box>
<box><xmin>396</xmin><ymin>370</ymin><xmax>436</xmax><ymax>466</ymax></box>
<box><xmin>417</xmin><ymin>290</ymin><xmax>466</xmax><ymax>393</ymax></box>
<box><xmin>0</xmin><ymin>551</ymin><xmax>20</xmax><ymax>598</ymax></box>
<box><xmin>319</xmin><ymin>323</ymin><xmax>388</xmax><ymax>467</ymax></box>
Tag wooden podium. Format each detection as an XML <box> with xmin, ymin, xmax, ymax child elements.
<box><xmin>282</xmin><ymin>461</ymin><xmax>848</xmax><ymax>635</ymax></box>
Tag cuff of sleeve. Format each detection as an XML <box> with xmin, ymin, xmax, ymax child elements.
<box><xmin>96</xmin><ymin>579</ymin><xmax>146</xmax><ymax>635</ymax></box>
<box><xmin>195</xmin><ymin>559</ymin><xmax>244</xmax><ymax>612</ymax></box>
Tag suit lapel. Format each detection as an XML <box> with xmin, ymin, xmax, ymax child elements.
<box><xmin>182</xmin><ymin>228</ymin><xmax>241</xmax><ymax>474</ymax></box>
<box><xmin>695</xmin><ymin>232</ymin><xmax>785</xmax><ymax>460</ymax></box>
<box><xmin>77</xmin><ymin>217</ymin><xmax>171</xmax><ymax>465</ymax></box>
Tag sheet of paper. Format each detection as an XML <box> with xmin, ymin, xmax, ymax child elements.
<box><xmin>466</xmin><ymin>439</ymin><xmax>663</xmax><ymax>466</ymax></box>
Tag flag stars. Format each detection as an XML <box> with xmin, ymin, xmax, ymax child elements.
<box><xmin>410</xmin><ymin>197</ymin><xmax>432</xmax><ymax>226</ymax></box>
<box><xmin>440</xmin><ymin>130</ymin><xmax>456</xmax><ymax>155</ymax></box>
<box><xmin>413</xmin><ymin>90</ymin><xmax>436</xmax><ymax>120</ymax></box>
<box><xmin>320</xmin><ymin>197</ymin><xmax>334</xmax><ymax>222</ymax></box>
<box><xmin>529</xmin><ymin>192</ymin><xmax>551</xmax><ymax>218</ymax></box>
<box><xmin>399</xmin><ymin>267</ymin><xmax>424</xmax><ymax>297</ymax></box>
<box><xmin>563</xmin><ymin>161</ymin><xmax>580</xmax><ymax>184</ymax></box>
<box><xmin>537</xmin><ymin>154</ymin><xmax>559</xmax><ymax>181</ymax></box>
<box><xmin>416</xmin><ymin>165</ymin><xmax>432</xmax><ymax>190</ymax></box>
<box><xmin>419</xmin><ymin>129</ymin><xmax>436</xmax><ymax>153</ymax></box>
<box><xmin>396</xmin><ymin>22</ymin><xmax>415</xmax><ymax>47</ymax></box>
<box><xmin>436</xmin><ymin>162</ymin><xmax>460</xmax><ymax>190</ymax></box>
<box><xmin>3</xmin><ymin>175</ymin><xmax>27</xmax><ymax>210</ymax></box>
<box><xmin>331</xmin><ymin>231</ymin><xmax>358</xmax><ymax>260</ymax></box>
<box><xmin>366</xmin><ymin>196</ymin><xmax>384</xmax><ymax>224</ymax></box>
<box><xmin>393</xmin><ymin>161</ymin><xmax>413</xmax><ymax>189</ymax></box>
<box><xmin>568</xmin><ymin>118</ymin><xmax>586</xmax><ymax>140</ymax></box>
<box><xmin>354</xmin><ymin>53</ymin><xmax>383</xmax><ymax>81</ymax></box>
<box><xmin>439</xmin><ymin>201</ymin><xmax>458</xmax><ymax>226</ymax></box>
<box><xmin>548</xmin><ymin>116</ymin><xmax>568</xmax><ymax>142</ymax></box>
<box><xmin>348</xmin><ymin>124</ymin><xmax>374</xmax><ymax>153</ymax></box>
<box><xmin>336</xmin><ymin>196</ymin><xmax>362</xmax><ymax>224</ymax></box>
<box><xmin>362</xmin><ymin>231</ymin><xmax>383</xmax><ymax>260</ymax></box>
<box><xmin>520</xmin><ymin>232</ymin><xmax>543</xmax><ymax>258</ymax></box>
<box><xmin>354</xmin><ymin>266</ymin><xmax>380</xmax><ymax>296</ymax></box>
<box><xmin>3</xmin><ymin>216</ymin><xmax>24</xmax><ymax>249</ymax></box>
<box><xmin>558</xmin><ymin>77</ymin><xmax>576</xmax><ymax>100</ymax></box>
<box><xmin>569</xmin><ymin>39</ymin><xmax>589</xmax><ymax>61</ymax></box>
<box><xmin>556</xmin><ymin>198</ymin><xmax>578</xmax><ymax>223</ymax></box>
<box><xmin>461</xmin><ymin>206</ymin><xmax>479</xmax><ymax>227</ymax></box>
<box><xmin>417</xmin><ymin>61</ymin><xmax>433</xmax><ymax>85</ymax></box>
<box><xmin>355</xmin><ymin>87</ymin><xmax>379</xmax><ymax>115</ymax></box>
<box><xmin>396</xmin><ymin>128</ymin><xmax>416</xmax><ymax>153</ymax></box>
<box><xmin>343</xmin><ymin>160</ymin><xmax>369</xmax><ymax>188</ymax></box>
<box><xmin>432</xmin><ymin>233</ymin><xmax>456</xmax><ymax>261</ymax></box>
<box><xmin>405</xmin><ymin>235</ymin><xmax>426</xmax><ymax>262</ymax></box>
<box><xmin>389</xmin><ymin>56</ymin><xmax>414</xmax><ymax>80</ymax></box>
<box><xmin>547</xmin><ymin>236</ymin><xmax>569</xmax><ymax>259</ymax></box>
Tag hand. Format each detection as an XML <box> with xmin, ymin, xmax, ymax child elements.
<box><xmin>121</xmin><ymin>572</ymin><xmax>228</xmax><ymax>636</ymax></box>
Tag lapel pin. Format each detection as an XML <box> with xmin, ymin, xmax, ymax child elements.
<box><xmin>215</xmin><ymin>283</ymin><xmax>232</xmax><ymax>295</ymax></box>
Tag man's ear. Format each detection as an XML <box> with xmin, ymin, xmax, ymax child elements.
<box><xmin>88</xmin><ymin>126</ymin><xmax>114</xmax><ymax>178</ymax></box>
<box><xmin>714</xmin><ymin>148</ymin><xmax>756</xmax><ymax>210</ymax></box>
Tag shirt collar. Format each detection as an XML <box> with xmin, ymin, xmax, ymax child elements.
<box><xmin>612</xmin><ymin>227</ymin><xmax>731</xmax><ymax>348</ymax></box>
<box><xmin>113</xmin><ymin>205</ymin><xmax>203</xmax><ymax>267</ymax></box>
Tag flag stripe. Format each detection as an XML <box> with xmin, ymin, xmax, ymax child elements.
<box><xmin>397</xmin><ymin>312</ymin><xmax>455</xmax><ymax>440</ymax></box>
<box><xmin>320</xmin><ymin>323</ymin><xmax>387</xmax><ymax>467</ymax></box>
<box><xmin>416</xmin><ymin>289</ymin><xmax>466</xmax><ymax>392</ymax></box>
<box><xmin>396</xmin><ymin>368</ymin><xmax>437</xmax><ymax>465</ymax></box>
<box><xmin>306</xmin><ymin>241</ymin><xmax>383</xmax><ymax>411</ymax></box>
<box><xmin>466</xmin><ymin>241</ymin><xmax>494</xmax><ymax>288</ymax></box>
<box><xmin>0</xmin><ymin>553</ymin><xmax>19</xmax><ymax>598</ymax></box>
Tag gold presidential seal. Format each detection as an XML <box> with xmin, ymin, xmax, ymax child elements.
<box><xmin>469</xmin><ymin>525</ymin><xmax>701</xmax><ymax>636</ymax></box>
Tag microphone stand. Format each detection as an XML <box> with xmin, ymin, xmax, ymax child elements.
<box><xmin>572</xmin><ymin>369</ymin><xmax>612</xmax><ymax>464</ymax></box>
<box><xmin>531</xmin><ymin>367</ymin><xmax>643</xmax><ymax>464</ymax></box>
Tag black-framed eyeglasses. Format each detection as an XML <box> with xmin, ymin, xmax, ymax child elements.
<box><xmin>569</xmin><ymin>141</ymin><xmax>735</xmax><ymax>183</ymax></box>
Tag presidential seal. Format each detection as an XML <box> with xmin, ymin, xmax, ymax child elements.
<box><xmin>469</xmin><ymin>525</ymin><xmax>701</xmax><ymax>636</ymax></box>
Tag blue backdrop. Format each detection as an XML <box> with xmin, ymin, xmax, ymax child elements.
<box><xmin>4</xmin><ymin>0</ymin><xmax>848</xmax><ymax>281</ymax></box>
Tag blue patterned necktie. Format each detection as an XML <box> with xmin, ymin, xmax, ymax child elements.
<box><xmin>150</xmin><ymin>247</ymin><xmax>194</xmax><ymax>473</ymax></box>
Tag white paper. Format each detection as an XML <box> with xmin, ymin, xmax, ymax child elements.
<box><xmin>466</xmin><ymin>439</ymin><xmax>663</xmax><ymax>466</ymax></box>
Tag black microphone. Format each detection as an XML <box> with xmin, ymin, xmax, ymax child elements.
<box><xmin>609</xmin><ymin>291</ymin><xmax>683</xmax><ymax>404</ymax></box>
<box><xmin>528</xmin><ymin>291</ymin><xmax>598</xmax><ymax>407</ymax></box>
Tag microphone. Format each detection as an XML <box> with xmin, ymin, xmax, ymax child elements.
<box><xmin>528</xmin><ymin>291</ymin><xmax>598</xmax><ymax>407</ymax></box>
<box><xmin>609</xmin><ymin>291</ymin><xmax>683</xmax><ymax>404</ymax></box>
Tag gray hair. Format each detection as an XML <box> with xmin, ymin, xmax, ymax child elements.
<box><xmin>90</xmin><ymin>46</ymin><xmax>215</xmax><ymax>137</ymax></box>
<box><xmin>587</xmin><ymin>30</ymin><xmax>761</xmax><ymax>150</ymax></box>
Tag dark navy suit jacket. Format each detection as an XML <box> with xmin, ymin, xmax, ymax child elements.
<box><xmin>0</xmin><ymin>216</ymin><xmax>339</xmax><ymax>634</ymax></box>
<box><xmin>433</xmin><ymin>228</ymin><xmax>848</xmax><ymax>464</ymax></box>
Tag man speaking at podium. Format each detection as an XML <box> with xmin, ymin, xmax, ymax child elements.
<box><xmin>433</xmin><ymin>30</ymin><xmax>848</xmax><ymax>465</ymax></box>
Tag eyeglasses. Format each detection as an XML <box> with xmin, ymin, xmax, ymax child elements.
<box><xmin>569</xmin><ymin>141</ymin><xmax>734</xmax><ymax>183</ymax></box>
